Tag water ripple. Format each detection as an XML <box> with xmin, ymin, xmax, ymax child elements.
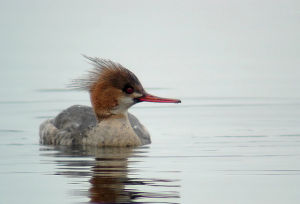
<box><xmin>39</xmin><ymin>145</ymin><xmax>181</xmax><ymax>203</ymax></box>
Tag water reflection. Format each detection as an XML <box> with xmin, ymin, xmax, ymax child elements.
<box><xmin>40</xmin><ymin>146</ymin><xmax>180</xmax><ymax>204</ymax></box>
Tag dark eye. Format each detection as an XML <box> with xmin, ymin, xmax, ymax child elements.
<box><xmin>125</xmin><ymin>87</ymin><xmax>134</xmax><ymax>94</ymax></box>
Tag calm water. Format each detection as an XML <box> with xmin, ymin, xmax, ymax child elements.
<box><xmin>1</xmin><ymin>90</ymin><xmax>300</xmax><ymax>203</ymax></box>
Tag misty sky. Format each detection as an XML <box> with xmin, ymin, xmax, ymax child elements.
<box><xmin>0</xmin><ymin>0</ymin><xmax>299</xmax><ymax>98</ymax></box>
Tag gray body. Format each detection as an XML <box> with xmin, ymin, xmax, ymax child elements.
<box><xmin>39</xmin><ymin>105</ymin><xmax>151</xmax><ymax>146</ymax></box>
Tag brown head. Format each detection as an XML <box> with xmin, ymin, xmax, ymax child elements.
<box><xmin>71</xmin><ymin>56</ymin><xmax>181</xmax><ymax>120</ymax></box>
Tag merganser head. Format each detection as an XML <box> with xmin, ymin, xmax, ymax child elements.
<box><xmin>72</xmin><ymin>56</ymin><xmax>181</xmax><ymax>120</ymax></box>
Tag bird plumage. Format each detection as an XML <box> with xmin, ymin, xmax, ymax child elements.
<box><xmin>39</xmin><ymin>56</ymin><xmax>180</xmax><ymax>147</ymax></box>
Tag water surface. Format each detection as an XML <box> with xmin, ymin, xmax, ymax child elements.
<box><xmin>1</xmin><ymin>92</ymin><xmax>300</xmax><ymax>203</ymax></box>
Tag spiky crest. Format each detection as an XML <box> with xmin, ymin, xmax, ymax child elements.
<box><xmin>69</xmin><ymin>55</ymin><xmax>142</xmax><ymax>93</ymax></box>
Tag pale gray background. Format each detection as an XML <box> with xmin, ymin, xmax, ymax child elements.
<box><xmin>0</xmin><ymin>0</ymin><xmax>299</xmax><ymax>100</ymax></box>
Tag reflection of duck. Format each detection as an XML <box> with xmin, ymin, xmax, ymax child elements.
<box><xmin>40</xmin><ymin>146</ymin><xmax>180</xmax><ymax>203</ymax></box>
<box><xmin>88</xmin><ymin>147</ymin><xmax>134</xmax><ymax>203</ymax></box>
<box><xmin>40</xmin><ymin>56</ymin><xmax>180</xmax><ymax>147</ymax></box>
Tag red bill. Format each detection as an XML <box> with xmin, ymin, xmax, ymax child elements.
<box><xmin>136</xmin><ymin>94</ymin><xmax>181</xmax><ymax>103</ymax></box>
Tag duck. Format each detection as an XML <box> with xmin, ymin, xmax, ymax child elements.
<box><xmin>39</xmin><ymin>56</ymin><xmax>181</xmax><ymax>147</ymax></box>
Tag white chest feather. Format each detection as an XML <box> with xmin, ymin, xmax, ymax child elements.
<box><xmin>83</xmin><ymin>113</ymin><xmax>141</xmax><ymax>147</ymax></box>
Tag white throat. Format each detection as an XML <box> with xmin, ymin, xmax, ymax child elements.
<box><xmin>110</xmin><ymin>97</ymin><xmax>134</xmax><ymax>115</ymax></box>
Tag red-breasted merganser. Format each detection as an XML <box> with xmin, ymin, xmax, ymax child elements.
<box><xmin>39</xmin><ymin>56</ymin><xmax>181</xmax><ymax>147</ymax></box>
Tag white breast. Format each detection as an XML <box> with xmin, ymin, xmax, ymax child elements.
<box><xmin>83</xmin><ymin>113</ymin><xmax>142</xmax><ymax>147</ymax></box>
